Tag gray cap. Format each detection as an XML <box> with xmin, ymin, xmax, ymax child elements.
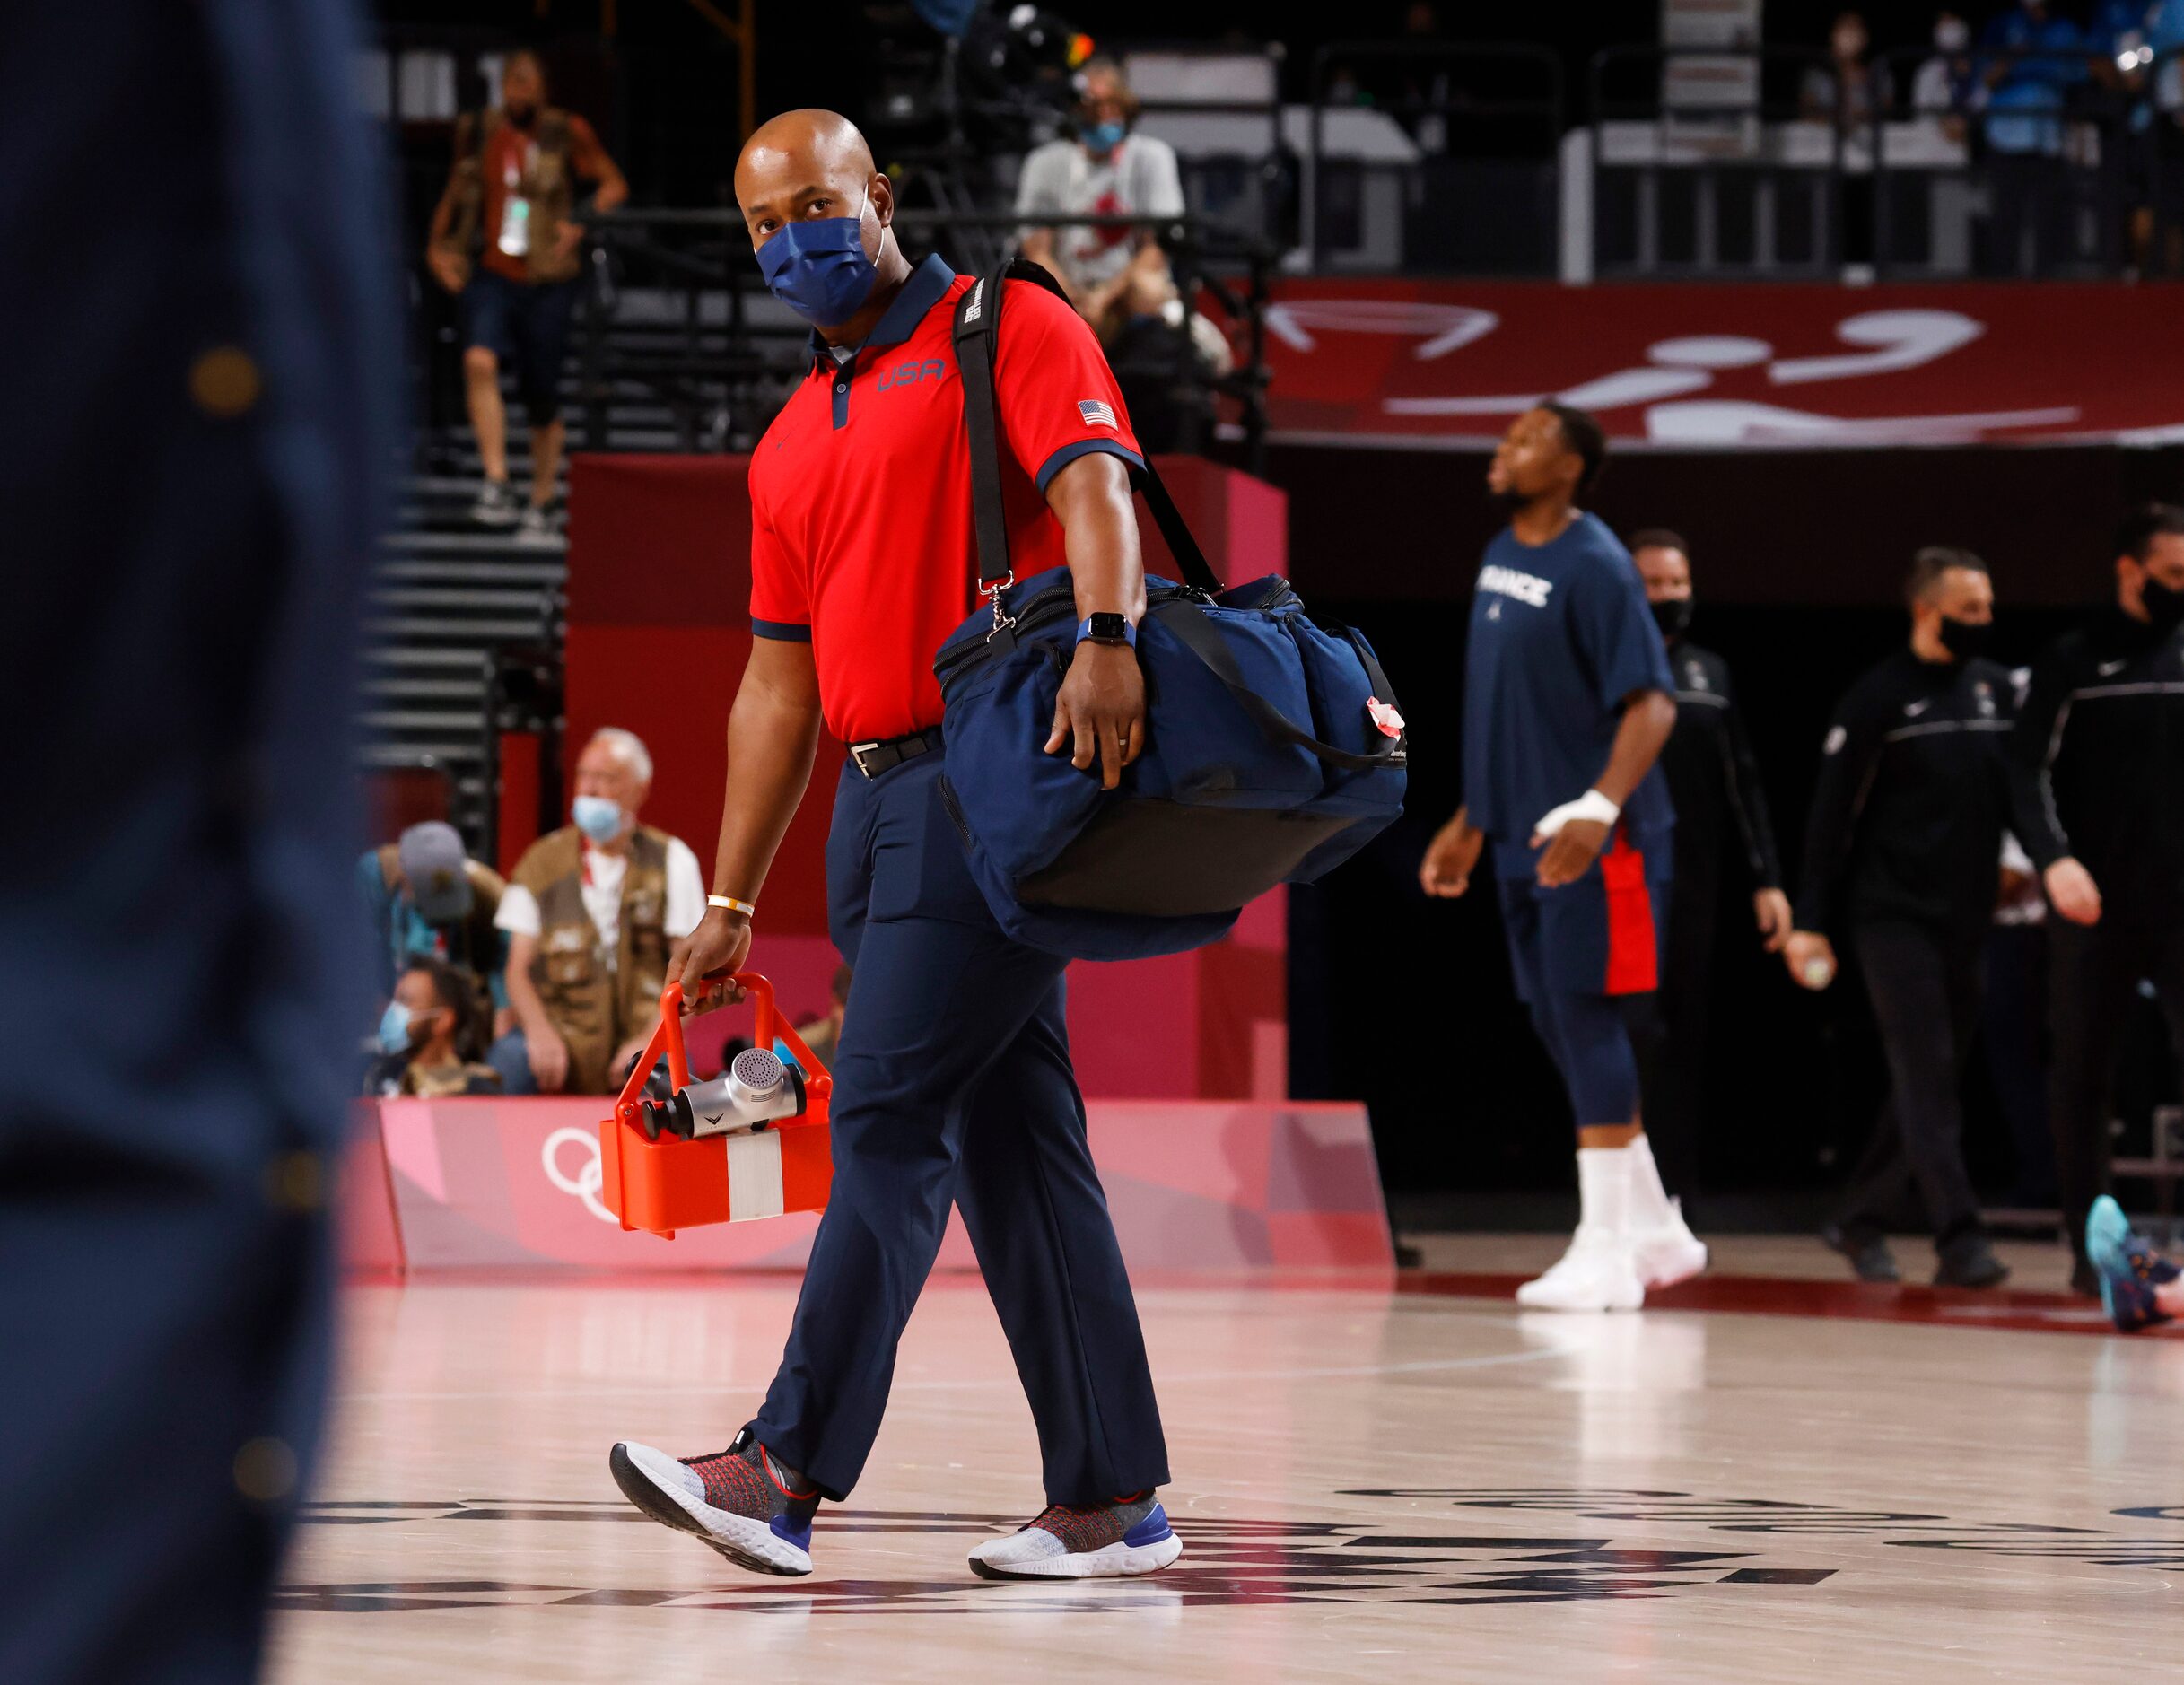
<box><xmin>397</xmin><ymin>821</ymin><xmax>473</xmax><ymax>923</ymax></box>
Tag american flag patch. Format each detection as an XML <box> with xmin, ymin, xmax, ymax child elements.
<box><xmin>1078</xmin><ymin>399</ymin><xmax>1117</xmax><ymax>429</ymax></box>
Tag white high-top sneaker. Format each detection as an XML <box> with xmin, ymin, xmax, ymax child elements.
<box><xmin>1630</xmin><ymin>1196</ymin><xmax>1709</xmax><ymax>1290</ymax></box>
<box><xmin>1516</xmin><ymin>1148</ymin><xmax>1645</xmax><ymax>1312</ymax></box>
<box><xmin>1622</xmin><ymin>1138</ymin><xmax>1709</xmax><ymax>1290</ymax></box>
<box><xmin>1516</xmin><ymin>1227</ymin><xmax>1647</xmax><ymax>1312</ymax></box>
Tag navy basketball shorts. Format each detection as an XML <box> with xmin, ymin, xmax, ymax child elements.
<box><xmin>1496</xmin><ymin>840</ymin><xmax>1667</xmax><ymax>1130</ymax></box>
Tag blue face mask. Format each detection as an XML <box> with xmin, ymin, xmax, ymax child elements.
<box><xmin>572</xmin><ymin>795</ymin><xmax>625</xmax><ymax>843</ymax></box>
<box><xmin>1083</xmin><ymin>119</ymin><xmax>1127</xmax><ymax>156</ymax></box>
<box><xmin>378</xmin><ymin>1001</ymin><xmax>417</xmax><ymax>1056</ymax></box>
<box><xmin>755</xmin><ymin>195</ymin><xmax>879</xmax><ymax>328</ymax></box>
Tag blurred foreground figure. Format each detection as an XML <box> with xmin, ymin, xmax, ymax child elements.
<box><xmin>0</xmin><ymin>4</ymin><xmax>391</xmax><ymax>1680</ymax></box>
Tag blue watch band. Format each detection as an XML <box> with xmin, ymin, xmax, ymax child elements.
<box><xmin>1076</xmin><ymin>615</ymin><xmax>1137</xmax><ymax>648</ymax></box>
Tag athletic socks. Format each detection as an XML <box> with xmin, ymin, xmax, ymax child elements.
<box><xmin>1625</xmin><ymin>1134</ymin><xmax>1675</xmax><ymax>1229</ymax></box>
<box><xmin>1575</xmin><ymin>1146</ymin><xmax>1633</xmax><ymax>1239</ymax></box>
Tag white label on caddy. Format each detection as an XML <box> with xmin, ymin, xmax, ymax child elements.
<box><xmin>725</xmin><ymin>1131</ymin><xmax>787</xmax><ymax>1222</ymax></box>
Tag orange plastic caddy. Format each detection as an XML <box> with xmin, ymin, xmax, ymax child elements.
<box><xmin>598</xmin><ymin>972</ymin><xmax>834</xmax><ymax>1239</ymax></box>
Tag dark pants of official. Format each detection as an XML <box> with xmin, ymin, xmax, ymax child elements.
<box><xmin>1838</xmin><ymin>921</ymin><xmax>1986</xmax><ymax>1247</ymax></box>
<box><xmin>1633</xmin><ymin>859</ymin><xmax>1718</xmax><ymax>1203</ymax></box>
<box><xmin>2047</xmin><ymin>905</ymin><xmax>2184</xmax><ymax>1263</ymax></box>
<box><xmin>0</xmin><ymin>1128</ymin><xmax>331</xmax><ymax>1685</ymax></box>
<box><xmin>751</xmin><ymin>754</ymin><xmax>1169</xmax><ymax>1506</ymax></box>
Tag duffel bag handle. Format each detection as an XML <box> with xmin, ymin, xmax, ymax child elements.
<box><xmin>1147</xmin><ymin>599</ymin><xmax>1408</xmax><ymax>773</ymax></box>
<box><xmin>952</xmin><ymin>257</ymin><xmax>1226</xmax><ymax>604</ymax></box>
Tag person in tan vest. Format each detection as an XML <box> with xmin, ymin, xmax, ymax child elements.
<box><xmin>426</xmin><ymin>48</ymin><xmax>626</xmax><ymax>540</ymax></box>
<box><xmin>491</xmin><ymin>728</ymin><xmax>707</xmax><ymax>1095</ymax></box>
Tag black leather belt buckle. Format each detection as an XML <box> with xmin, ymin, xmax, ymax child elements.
<box><xmin>850</xmin><ymin>730</ymin><xmax>939</xmax><ymax>779</ymax></box>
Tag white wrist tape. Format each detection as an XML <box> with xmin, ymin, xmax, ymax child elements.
<box><xmin>1533</xmin><ymin>789</ymin><xmax>1621</xmax><ymax>841</ymax></box>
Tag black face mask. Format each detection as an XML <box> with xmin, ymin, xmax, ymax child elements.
<box><xmin>505</xmin><ymin>100</ymin><xmax>539</xmax><ymax>130</ymax></box>
<box><xmin>1938</xmin><ymin>615</ymin><xmax>1994</xmax><ymax>662</ymax></box>
<box><xmin>1651</xmin><ymin>598</ymin><xmax>1694</xmax><ymax>641</ymax></box>
<box><xmin>2140</xmin><ymin>577</ymin><xmax>2184</xmax><ymax>634</ymax></box>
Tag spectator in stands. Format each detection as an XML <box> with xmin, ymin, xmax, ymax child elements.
<box><xmin>427</xmin><ymin>49</ymin><xmax>626</xmax><ymax>542</ymax></box>
<box><xmin>1017</xmin><ymin>57</ymin><xmax>1184</xmax><ymax>330</ymax></box>
<box><xmin>1016</xmin><ymin>56</ymin><xmax>1228</xmax><ymax>450</ymax></box>
<box><xmin>357</xmin><ymin>819</ymin><xmax>511</xmax><ymax>1035</ymax></box>
<box><xmin>2145</xmin><ymin>0</ymin><xmax>2184</xmax><ymax>272</ymax></box>
<box><xmin>492</xmin><ymin>727</ymin><xmax>707</xmax><ymax>1095</ymax></box>
<box><xmin>1913</xmin><ymin>11</ymin><xmax>1980</xmax><ymax>138</ymax></box>
<box><xmin>1398</xmin><ymin>3</ymin><xmax>1451</xmax><ymax>154</ymax></box>
<box><xmin>1801</xmin><ymin>11</ymin><xmax>1896</xmax><ymax>130</ymax></box>
<box><xmin>365</xmin><ymin>958</ymin><xmax>504</xmax><ymax>1098</ymax></box>
<box><xmin>1978</xmin><ymin>0</ymin><xmax>2090</xmax><ymax>275</ymax></box>
<box><xmin>796</xmin><ymin>965</ymin><xmax>853</xmax><ymax>1069</ymax></box>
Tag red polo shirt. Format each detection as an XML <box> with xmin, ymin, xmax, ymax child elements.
<box><xmin>747</xmin><ymin>255</ymin><xmax>1144</xmax><ymax>746</ymax></box>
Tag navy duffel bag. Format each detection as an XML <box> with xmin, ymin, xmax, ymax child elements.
<box><xmin>933</xmin><ymin>260</ymin><xmax>1408</xmax><ymax>962</ymax></box>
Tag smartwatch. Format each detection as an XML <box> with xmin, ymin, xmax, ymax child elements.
<box><xmin>1076</xmin><ymin>613</ymin><xmax>1137</xmax><ymax>649</ymax></box>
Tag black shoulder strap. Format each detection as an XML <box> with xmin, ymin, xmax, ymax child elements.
<box><xmin>952</xmin><ymin>263</ymin><xmax>1014</xmax><ymax>591</ymax></box>
<box><xmin>952</xmin><ymin>257</ymin><xmax>1225</xmax><ymax>598</ymax></box>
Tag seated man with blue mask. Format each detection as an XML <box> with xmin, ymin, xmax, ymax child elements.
<box><xmin>365</xmin><ymin>958</ymin><xmax>504</xmax><ymax>1099</ymax></box>
<box><xmin>492</xmin><ymin>726</ymin><xmax>708</xmax><ymax>1094</ymax></box>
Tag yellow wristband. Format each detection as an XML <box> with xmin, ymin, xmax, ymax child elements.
<box><xmin>708</xmin><ymin>895</ymin><xmax>756</xmax><ymax>918</ymax></box>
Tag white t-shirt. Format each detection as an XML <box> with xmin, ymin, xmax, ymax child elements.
<box><xmin>496</xmin><ymin>834</ymin><xmax>707</xmax><ymax>968</ymax></box>
<box><xmin>1014</xmin><ymin>134</ymin><xmax>1185</xmax><ymax>292</ymax></box>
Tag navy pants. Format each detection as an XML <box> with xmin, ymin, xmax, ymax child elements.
<box><xmin>1497</xmin><ymin>863</ymin><xmax>1667</xmax><ymax>1130</ymax></box>
<box><xmin>751</xmin><ymin>754</ymin><xmax>1169</xmax><ymax>1506</ymax></box>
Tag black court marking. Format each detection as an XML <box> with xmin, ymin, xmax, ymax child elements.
<box><xmin>1338</xmin><ymin>1489</ymin><xmax>2184</xmax><ymax>1571</ymax></box>
<box><xmin>278</xmin><ymin>1488</ymin><xmax>2184</xmax><ymax>1615</ymax></box>
<box><xmin>279</xmin><ymin>1501</ymin><xmax>1838</xmax><ymax>1614</ymax></box>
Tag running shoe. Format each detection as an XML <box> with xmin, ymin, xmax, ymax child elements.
<box><xmin>968</xmin><ymin>1491</ymin><xmax>1182</xmax><ymax>1580</ymax></box>
<box><xmin>1933</xmin><ymin>1230</ymin><xmax>2010</xmax><ymax>1289</ymax></box>
<box><xmin>608</xmin><ymin>1427</ymin><xmax>817</xmax><ymax>1576</ymax></box>
<box><xmin>469</xmin><ymin>477</ymin><xmax>519</xmax><ymax>527</ymax></box>
<box><xmin>2086</xmin><ymin>1194</ymin><xmax>2179</xmax><ymax>1333</ymax></box>
<box><xmin>1516</xmin><ymin>1227</ymin><xmax>1645</xmax><ymax>1312</ymax></box>
<box><xmin>1821</xmin><ymin>1222</ymin><xmax>1900</xmax><ymax>1284</ymax></box>
<box><xmin>1630</xmin><ymin>1197</ymin><xmax>1708</xmax><ymax>1290</ymax></box>
<box><xmin>513</xmin><ymin>502</ymin><xmax>563</xmax><ymax>547</ymax></box>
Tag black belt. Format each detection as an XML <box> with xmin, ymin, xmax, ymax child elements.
<box><xmin>848</xmin><ymin>728</ymin><xmax>942</xmax><ymax>779</ymax></box>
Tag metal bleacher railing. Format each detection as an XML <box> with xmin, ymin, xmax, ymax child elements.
<box><xmin>573</xmin><ymin>205</ymin><xmax>1278</xmax><ymax>467</ymax></box>
<box><xmin>1578</xmin><ymin>41</ymin><xmax>2184</xmax><ymax>281</ymax></box>
<box><xmin>1306</xmin><ymin>42</ymin><xmax>1565</xmax><ymax>276</ymax></box>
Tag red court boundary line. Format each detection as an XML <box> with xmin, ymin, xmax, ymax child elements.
<box><xmin>335</xmin><ymin>1263</ymin><xmax>2181</xmax><ymax>1339</ymax></box>
<box><xmin>1393</xmin><ymin>1270</ymin><xmax>2184</xmax><ymax>1339</ymax></box>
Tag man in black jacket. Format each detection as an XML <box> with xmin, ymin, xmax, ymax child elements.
<box><xmin>1786</xmin><ymin>547</ymin><xmax>2014</xmax><ymax>1288</ymax></box>
<box><xmin>2009</xmin><ymin>502</ymin><xmax>2184</xmax><ymax>1293</ymax></box>
<box><xmin>1628</xmin><ymin>530</ymin><xmax>1792</xmax><ymax>1208</ymax></box>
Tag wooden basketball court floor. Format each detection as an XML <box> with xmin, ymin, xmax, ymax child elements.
<box><xmin>268</xmin><ymin>1237</ymin><xmax>2184</xmax><ymax>1683</ymax></box>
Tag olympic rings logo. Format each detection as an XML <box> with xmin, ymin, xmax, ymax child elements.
<box><xmin>541</xmin><ymin>1127</ymin><xmax>619</xmax><ymax>1226</ymax></box>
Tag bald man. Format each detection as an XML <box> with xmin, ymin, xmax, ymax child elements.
<box><xmin>608</xmin><ymin>111</ymin><xmax>1178</xmax><ymax>1583</ymax></box>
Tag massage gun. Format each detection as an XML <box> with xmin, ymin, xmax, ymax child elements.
<box><xmin>637</xmin><ymin>1044</ymin><xmax>808</xmax><ymax>1142</ymax></box>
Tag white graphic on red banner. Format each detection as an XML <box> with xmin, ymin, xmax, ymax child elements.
<box><xmin>1246</xmin><ymin>284</ymin><xmax>2175</xmax><ymax>448</ymax></box>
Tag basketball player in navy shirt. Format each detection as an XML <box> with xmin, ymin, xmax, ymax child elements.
<box><xmin>1420</xmin><ymin>405</ymin><xmax>1705</xmax><ymax>1310</ymax></box>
